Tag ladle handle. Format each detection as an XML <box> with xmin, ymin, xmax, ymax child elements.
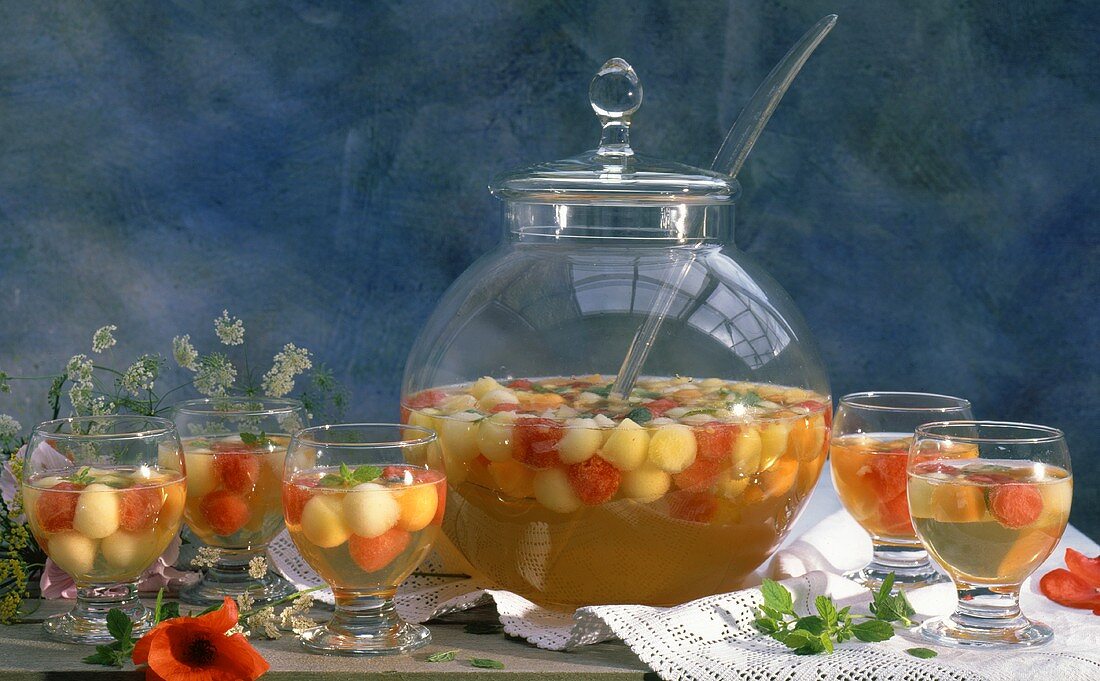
<box><xmin>711</xmin><ymin>14</ymin><xmax>837</xmax><ymax>178</ymax></box>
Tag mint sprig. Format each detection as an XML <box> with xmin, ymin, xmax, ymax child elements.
<box><xmin>753</xmin><ymin>576</ymin><xmax>934</xmax><ymax>657</ymax></box>
<box><xmin>470</xmin><ymin>658</ymin><xmax>505</xmax><ymax>669</ymax></box>
<box><xmin>625</xmin><ymin>407</ymin><xmax>653</xmax><ymax>424</ymax></box>
<box><xmin>426</xmin><ymin>650</ymin><xmax>458</xmax><ymax>662</ymax></box>
<box><xmin>239</xmin><ymin>430</ymin><xmax>271</xmax><ymax>447</ymax></box>
<box><xmin>319</xmin><ymin>462</ymin><xmax>382</xmax><ymax>488</ymax></box>
<box><xmin>83</xmin><ymin>589</ymin><xmax>181</xmax><ymax>667</ymax></box>
<box><xmin>65</xmin><ymin>466</ymin><xmax>95</xmax><ymax>486</ymax></box>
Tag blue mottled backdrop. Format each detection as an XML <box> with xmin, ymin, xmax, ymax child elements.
<box><xmin>0</xmin><ymin>1</ymin><xmax>1096</xmax><ymax>534</ymax></box>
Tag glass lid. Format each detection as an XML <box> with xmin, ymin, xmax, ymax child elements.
<box><xmin>490</xmin><ymin>58</ymin><xmax>739</xmax><ymax>206</ymax></box>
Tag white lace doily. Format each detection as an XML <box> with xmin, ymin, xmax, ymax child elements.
<box><xmin>269</xmin><ymin>508</ymin><xmax>1100</xmax><ymax>681</ymax></box>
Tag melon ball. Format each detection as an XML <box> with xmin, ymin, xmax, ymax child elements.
<box><xmin>157</xmin><ymin>443</ymin><xmax>185</xmax><ymax>474</ymax></box>
<box><xmin>101</xmin><ymin>530</ymin><xmax>154</xmax><ymax>572</ymax></box>
<box><xmin>601</xmin><ymin>419</ymin><xmax>650</xmax><ymax>471</ymax></box>
<box><xmin>49</xmin><ymin>532</ymin><xmax>99</xmax><ymax>576</ymax></box>
<box><xmin>73</xmin><ymin>483</ymin><xmax>121</xmax><ymax>540</ymax></box>
<box><xmin>439</xmin><ymin>413</ymin><xmax>482</xmax><ymax>463</ymax></box>
<box><xmin>393</xmin><ymin>484</ymin><xmax>439</xmax><ymax>532</ymax></box>
<box><xmin>730</xmin><ymin>427</ymin><xmax>763</xmax><ymax>476</ymax></box>
<box><xmin>183</xmin><ymin>451</ymin><xmax>217</xmax><ymax>498</ymax></box>
<box><xmin>533</xmin><ymin>469</ymin><xmax>582</xmax><ymax>514</ymax></box>
<box><xmin>759</xmin><ymin>421</ymin><xmax>792</xmax><ymax>470</ymax></box>
<box><xmin>343</xmin><ymin>483</ymin><xmax>400</xmax><ymax>538</ymax></box>
<box><xmin>489</xmin><ymin>459</ymin><xmax>536</xmax><ymax>499</ymax></box>
<box><xmin>713</xmin><ymin>471</ymin><xmax>750</xmax><ymax>501</ymax></box>
<box><xmin>477</xmin><ymin>389</ymin><xmax>519</xmax><ymax>412</ymax></box>
<box><xmin>556</xmin><ymin>418</ymin><xmax>602</xmax><ymax>464</ymax></box>
<box><xmin>619</xmin><ymin>464</ymin><xmax>672</xmax><ymax>502</ymax></box>
<box><xmin>441</xmin><ymin>393</ymin><xmax>478</xmax><ymax>412</ymax></box>
<box><xmin>301</xmin><ymin>494</ymin><xmax>351</xmax><ymax>548</ymax></box>
<box><xmin>469</xmin><ymin>376</ymin><xmax>504</xmax><ymax>400</ymax></box>
<box><xmin>647</xmin><ymin>424</ymin><xmax>698</xmax><ymax>474</ymax></box>
<box><xmin>477</xmin><ymin>411</ymin><xmax>517</xmax><ymax>462</ymax></box>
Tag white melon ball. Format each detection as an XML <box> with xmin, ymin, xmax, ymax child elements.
<box><xmin>469</xmin><ymin>377</ymin><xmax>504</xmax><ymax>400</ymax></box>
<box><xmin>49</xmin><ymin>532</ymin><xmax>99</xmax><ymax>576</ymax></box>
<box><xmin>619</xmin><ymin>464</ymin><xmax>672</xmax><ymax>503</ymax></box>
<box><xmin>647</xmin><ymin>424</ymin><xmax>698</xmax><ymax>474</ymax></box>
<box><xmin>601</xmin><ymin>419</ymin><xmax>650</xmax><ymax>471</ymax></box>
<box><xmin>441</xmin><ymin>393</ymin><xmax>478</xmax><ymax>412</ymax></box>
<box><xmin>342</xmin><ymin>482</ymin><xmax>400</xmax><ymax>538</ymax></box>
<box><xmin>439</xmin><ymin>413</ymin><xmax>482</xmax><ymax>463</ymax></box>
<box><xmin>759</xmin><ymin>421</ymin><xmax>792</xmax><ymax>470</ymax></box>
<box><xmin>73</xmin><ymin>483</ymin><xmax>120</xmax><ymax>540</ymax></box>
<box><xmin>592</xmin><ymin>414</ymin><xmax>616</xmax><ymax>443</ymax></box>
<box><xmin>556</xmin><ymin>418</ymin><xmax>602</xmax><ymax>464</ymax></box>
<box><xmin>532</xmin><ymin>469</ymin><xmax>582</xmax><ymax>514</ymax></box>
<box><xmin>477</xmin><ymin>389</ymin><xmax>519</xmax><ymax>412</ymax></box>
<box><xmin>730</xmin><ymin>427</ymin><xmax>763</xmax><ymax>476</ymax></box>
<box><xmin>101</xmin><ymin>530</ymin><xmax>154</xmax><ymax>571</ymax></box>
<box><xmin>477</xmin><ymin>411</ymin><xmax>517</xmax><ymax>462</ymax></box>
<box><xmin>183</xmin><ymin>451</ymin><xmax>217</xmax><ymax>498</ymax></box>
<box><xmin>301</xmin><ymin>494</ymin><xmax>351</xmax><ymax>548</ymax></box>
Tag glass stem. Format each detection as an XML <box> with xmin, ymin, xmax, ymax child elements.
<box><xmin>75</xmin><ymin>582</ymin><xmax>148</xmax><ymax>632</ymax></box>
<box><xmin>327</xmin><ymin>589</ymin><xmax>402</xmax><ymax>637</ymax></box>
<box><xmin>870</xmin><ymin>540</ymin><xmax>931</xmax><ymax>570</ymax></box>
<box><xmin>950</xmin><ymin>584</ymin><xmax>1026</xmax><ymax>630</ymax></box>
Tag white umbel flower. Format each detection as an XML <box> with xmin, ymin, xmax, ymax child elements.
<box><xmin>0</xmin><ymin>414</ymin><xmax>21</xmax><ymax>442</ymax></box>
<box><xmin>120</xmin><ymin>355</ymin><xmax>160</xmax><ymax>395</ymax></box>
<box><xmin>91</xmin><ymin>325</ymin><xmax>117</xmax><ymax>353</ymax></box>
<box><xmin>193</xmin><ymin>353</ymin><xmax>237</xmax><ymax>396</ymax></box>
<box><xmin>172</xmin><ymin>335</ymin><xmax>199</xmax><ymax>371</ymax></box>
<box><xmin>214</xmin><ymin>309</ymin><xmax>245</xmax><ymax>346</ymax></box>
<box><xmin>261</xmin><ymin>344</ymin><xmax>312</xmax><ymax>398</ymax></box>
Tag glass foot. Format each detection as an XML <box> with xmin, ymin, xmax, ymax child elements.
<box><xmin>917</xmin><ymin>613</ymin><xmax>1053</xmax><ymax>648</ymax></box>
<box><xmin>44</xmin><ymin>584</ymin><xmax>150</xmax><ymax>645</ymax></box>
<box><xmin>180</xmin><ymin>563</ymin><xmax>298</xmax><ymax>607</ymax></box>
<box><xmin>300</xmin><ymin>620</ymin><xmax>431</xmax><ymax>656</ymax></box>
<box><xmin>844</xmin><ymin>562</ymin><xmax>950</xmax><ymax>590</ymax></box>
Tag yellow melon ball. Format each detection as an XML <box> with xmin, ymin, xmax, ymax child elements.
<box><xmin>101</xmin><ymin>530</ymin><xmax>155</xmax><ymax>572</ymax></box>
<box><xmin>477</xmin><ymin>411</ymin><xmax>517</xmax><ymax>462</ymax></box>
<box><xmin>49</xmin><ymin>532</ymin><xmax>99</xmax><ymax>577</ymax></box>
<box><xmin>439</xmin><ymin>414</ymin><xmax>482</xmax><ymax>463</ymax></box>
<box><xmin>441</xmin><ymin>393</ymin><xmax>478</xmax><ymax>413</ymax></box>
<box><xmin>73</xmin><ymin>483</ymin><xmax>120</xmax><ymax>540</ymax></box>
<box><xmin>393</xmin><ymin>484</ymin><xmax>439</xmax><ymax>532</ymax></box>
<box><xmin>301</xmin><ymin>494</ymin><xmax>351</xmax><ymax>548</ymax></box>
<box><xmin>160</xmin><ymin>482</ymin><xmax>186</xmax><ymax>524</ymax></box>
<box><xmin>343</xmin><ymin>483</ymin><xmax>400</xmax><ymax>538</ymax></box>
<box><xmin>619</xmin><ymin>464</ymin><xmax>671</xmax><ymax>502</ymax></box>
<box><xmin>731</xmin><ymin>427</ymin><xmax>763</xmax><ymax>476</ymax></box>
<box><xmin>532</xmin><ymin>468</ymin><xmax>582</xmax><ymax>514</ymax></box>
<box><xmin>556</xmin><ymin>418</ymin><xmax>602</xmax><ymax>464</ymax></box>
<box><xmin>477</xmin><ymin>389</ymin><xmax>519</xmax><ymax>412</ymax></box>
<box><xmin>601</xmin><ymin>419</ymin><xmax>650</xmax><ymax>471</ymax></box>
<box><xmin>647</xmin><ymin>424</ymin><xmax>697</xmax><ymax>474</ymax></box>
<box><xmin>759</xmin><ymin>421</ymin><xmax>792</xmax><ymax>470</ymax></box>
<box><xmin>713</xmin><ymin>471</ymin><xmax>750</xmax><ymax>501</ymax></box>
<box><xmin>183</xmin><ymin>451</ymin><xmax>217</xmax><ymax>498</ymax></box>
<box><xmin>156</xmin><ymin>444</ymin><xmax>185</xmax><ymax>474</ymax></box>
<box><xmin>489</xmin><ymin>459</ymin><xmax>536</xmax><ymax>499</ymax></box>
<box><xmin>470</xmin><ymin>377</ymin><xmax>504</xmax><ymax>400</ymax></box>
<box><xmin>789</xmin><ymin>414</ymin><xmax>827</xmax><ymax>462</ymax></box>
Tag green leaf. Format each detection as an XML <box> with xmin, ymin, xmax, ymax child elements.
<box><xmin>156</xmin><ymin>600</ymin><xmax>180</xmax><ymax>623</ymax></box>
<box><xmin>470</xmin><ymin>658</ymin><xmax>505</xmax><ymax>669</ymax></box>
<box><xmin>66</xmin><ymin>466</ymin><xmax>95</xmax><ymax>485</ymax></box>
<box><xmin>754</xmin><ymin>617</ymin><xmax>780</xmax><ymax>634</ymax></box>
<box><xmin>851</xmin><ymin>620</ymin><xmax>894</xmax><ymax>643</ymax></box>
<box><xmin>636</xmin><ymin>390</ymin><xmax>663</xmax><ymax>399</ymax></box>
<box><xmin>530</xmin><ymin>384</ymin><xmax>554</xmax><ymax>394</ymax></box>
<box><xmin>106</xmin><ymin>608</ymin><xmax>132</xmax><ymax>643</ymax></box>
<box><xmin>81</xmin><ymin>645</ymin><xmax>119</xmax><ymax>667</ymax></box>
<box><xmin>819</xmin><ymin>632</ymin><xmax>834</xmax><ymax>654</ymax></box>
<box><xmin>732</xmin><ymin>390</ymin><xmax>764</xmax><ymax>407</ymax></box>
<box><xmin>760</xmin><ymin>579</ymin><xmax>794</xmax><ymax>614</ymax></box>
<box><xmin>587</xmin><ymin>384</ymin><xmax>614</xmax><ymax>398</ymax></box>
<box><xmin>351</xmin><ymin>465</ymin><xmax>383</xmax><ymax>483</ymax></box>
<box><xmin>240</xmin><ymin>431</ymin><xmax>259</xmax><ymax>445</ymax></box>
<box><xmin>626</xmin><ymin>407</ymin><xmax>653</xmax><ymax>424</ymax></box>
<box><xmin>426</xmin><ymin>650</ymin><xmax>458</xmax><ymax>663</ymax></box>
<box><xmin>793</xmin><ymin>615</ymin><xmax>826</xmax><ymax>635</ymax></box>
<box><xmin>318</xmin><ymin>473</ymin><xmax>345</xmax><ymax>488</ymax></box>
<box><xmin>906</xmin><ymin>647</ymin><xmax>938</xmax><ymax>659</ymax></box>
<box><xmin>815</xmin><ymin>595</ymin><xmax>838</xmax><ymax>627</ymax></box>
<box><xmin>464</xmin><ymin>622</ymin><xmax>503</xmax><ymax>635</ymax></box>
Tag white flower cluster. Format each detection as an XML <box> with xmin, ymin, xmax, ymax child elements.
<box><xmin>172</xmin><ymin>334</ymin><xmax>198</xmax><ymax>370</ymax></box>
<box><xmin>247</xmin><ymin>555</ymin><xmax>268</xmax><ymax>580</ymax></box>
<box><xmin>261</xmin><ymin>344</ymin><xmax>312</xmax><ymax>398</ymax></box>
<box><xmin>214</xmin><ymin>310</ymin><xmax>245</xmax><ymax>346</ymax></box>
<box><xmin>0</xmin><ymin>414</ymin><xmax>21</xmax><ymax>442</ymax></box>
<box><xmin>91</xmin><ymin>325</ymin><xmax>117</xmax><ymax>354</ymax></box>
<box><xmin>246</xmin><ymin>607</ymin><xmax>281</xmax><ymax>639</ymax></box>
<box><xmin>190</xmin><ymin>546</ymin><xmax>222</xmax><ymax>569</ymax></box>
<box><xmin>120</xmin><ymin>354</ymin><xmax>160</xmax><ymax>396</ymax></box>
<box><xmin>278</xmin><ymin>592</ymin><xmax>317</xmax><ymax>634</ymax></box>
<box><xmin>66</xmin><ymin>354</ymin><xmax>95</xmax><ymax>414</ymax></box>
<box><xmin>193</xmin><ymin>353</ymin><xmax>237</xmax><ymax>396</ymax></box>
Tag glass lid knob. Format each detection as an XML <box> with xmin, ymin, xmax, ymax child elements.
<box><xmin>589</xmin><ymin>58</ymin><xmax>642</xmax><ymax>162</ymax></box>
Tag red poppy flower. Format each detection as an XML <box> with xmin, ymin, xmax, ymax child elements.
<box><xmin>132</xmin><ymin>597</ymin><xmax>269</xmax><ymax>681</ymax></box>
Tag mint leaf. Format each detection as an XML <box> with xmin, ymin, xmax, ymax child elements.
<box><xmin>815</xmin><ymin>595</ymin><xmax>838</xmax><ymax>627</ymax></box>
<box><xmin>82</xmin><ymin>646</ymin><xmax>119</xmax><ymax>667</ymax></box>
<box><xmin>66</xmin><ymin>466</ymin><xmax>95</xmax><ymax>486</ymax></box>
<box><xmin>588</xmin><ymin>384</ymin><xmax>613</xmax><ymax>398</ymax></box>
<box><xmin>426</xmin><ymin>650</ymin><xmax>458</xmax><ymax>662</ymax></box>
<box><xmin>906</xmin><ymin>647</ymin><xmax>938</xmax><ymax>659</ymax></box>
<box><xmin>732</xmin><ymin>390</ymin><xmax>764</xmax><ymax>407</ymax></box>
<box><xmin>626</xmin><ymin>407</ymin><xmax>653</xmax><ymax>424</ymax></box>
<box><xmin>106</xmin><ymin>608</ymin><xmax>132</xmax><ymax>643</ymax></box>
<box><xmin>530</xmin><ymin>384</ymin><xmax>554</xmax><ymax>394</ymax></box>
<box><xmin>351</xmin><ymin>465</ymin><xmax>382</xmax><ymax>483</ymax></box>
<box><xmin>470</xmin><ymin>658</ymin><xmax>505</xmax><ymax>669</ymax></box>
<box><xmin>760</xmin><ymin>579</ymin><xmax>794</xmax><ymax>614</ymax></box>
<box><xmin>851</xmin><ymin>620</ymin><xmax>894</xmax><ymax>643</ymax></box>
<box><xmin>794</xmin><ymin>615</ymin><xmax>826</xmax><ymax>635</ymax></box>
<box><xmin>240</xmin><ymin>431</ymin><xmax>259</xmax><ymax>445</ymax></box>
<box><xmin>637</xmin><ymin>390</ymin><xmax>663</xmax><ymax>399</ymax></box>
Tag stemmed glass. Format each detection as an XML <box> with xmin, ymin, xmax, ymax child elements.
<box><xmin>283</xmin><ymin>424</ymin><xmax>444</xmax><ymax>655</ymax></box>
<box><xmin>171</xmin><ymin>397</ymin><xmax>307</xmax><ymax>605</ymax></box>
<box><xmin>830</xmin><ymin>392</ymin><xmax>972</xmax><ymax>588</ymax></box>
<box><xmin>21</xmin><ymin>416</ymin><xmax>186</xmax><ymax>643</ymax></box>
<box><xmin>909</xmin><ymin>421</ymin><xmax>1071</xmax><ymax>647</ymax></box>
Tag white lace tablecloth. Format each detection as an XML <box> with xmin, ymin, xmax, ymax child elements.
<box><xmin>270</xmin><ymin>469</ymin><xmax>1100</xmax><ymax>680</ymax></box>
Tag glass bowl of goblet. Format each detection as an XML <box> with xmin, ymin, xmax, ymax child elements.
<box><xmin>908</xmin><ymin>421</ymin><xmax>1071</xmax><ymax>648</ymax></box>
<box><xmin>21</xmin><ymin>416</ymin><xmax>186</xmax><ymax>644</ymax></box>
<box><xmin>171</xmin><ymin>397</ymin><xmax>307</xmax><ymax>606</ymax></box>
<box><xmin>283</xmin><ymin>423</ymin><xmax>444</xmax><ymax>655</ymax></box>
<box><xmin>830</xmin><ymin>392</ymin><xmax>973</xmax><ymax>589</ymax></box>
